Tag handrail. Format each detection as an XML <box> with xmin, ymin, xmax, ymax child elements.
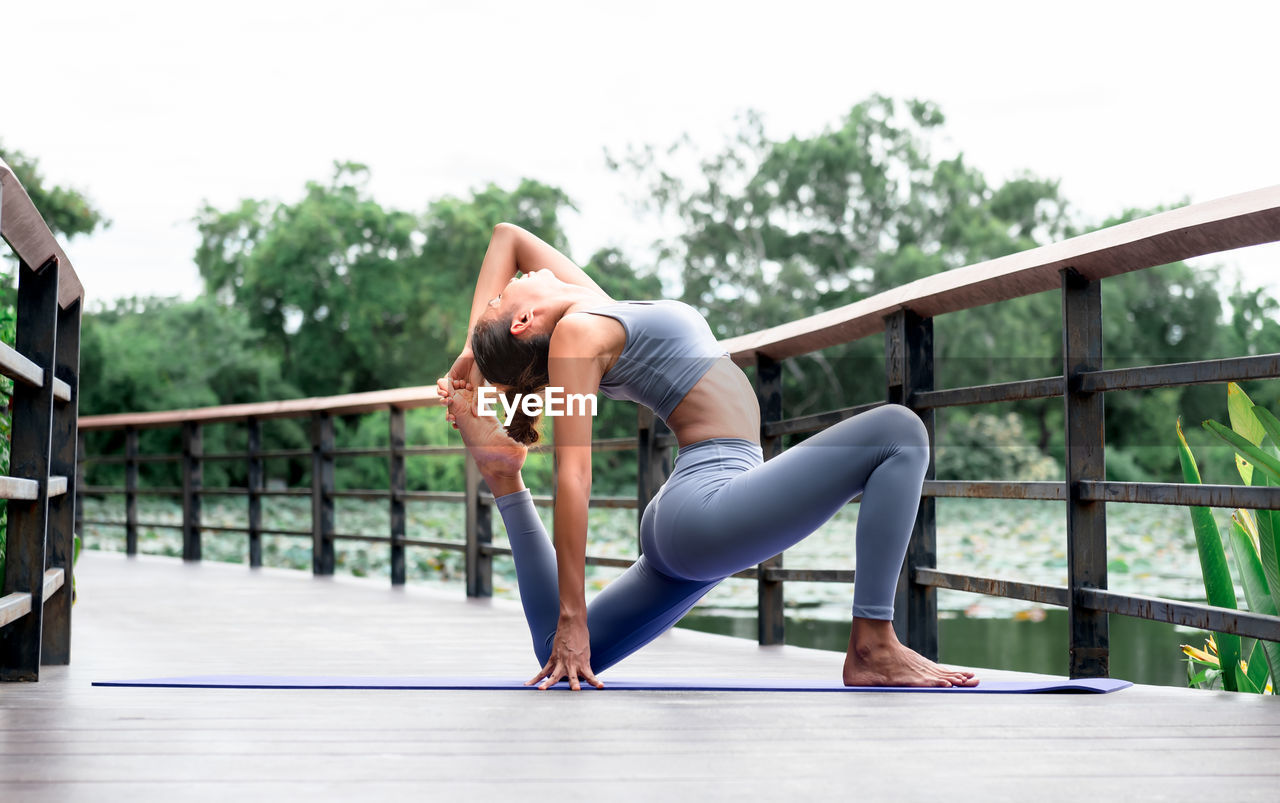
<box><xmin>0</xmin><ymin>157</ymin><xmax>84</xmax><ymax>308</ymax></box>
<box><xmin>720</xmin><ymin>184</ymin><xmax>1280</xmax><ymax>364</ymax></box>
<box><xmin>0</xmin><ymin>157</ymin><xmax>83</xmax><ymax>681</ymax></box>
<box><xmin>74</xmin><ymin>186</ymin><xmax>1280</xmax><ymax>683</ymax></box>
<box><xmin>79</xmin><ymin>385</ymin><xmax>444</xmax><ymax>430</ymax></box>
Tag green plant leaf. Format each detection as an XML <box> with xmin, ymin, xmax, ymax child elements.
<box><xmin>1205</xmin><ymin>667</ymin><xmax>1224</xmax><ymax>690</ymax></box>
<box><xmin>1245</xmin><ymin>461</ymin><xmax>1280</xmax><ymax>637</ymax></box>
<box><xmin>1227</xmin><ymin>383</ymin><xmax>1266</xmax><ymax>484</ymax></box>
<box><xmin>1232</xmin><ymin>401</ymin><xmax>1280</xmax><ymax>630</ymax></box>
<box><xmin>1188</xmin><ymin>667</ymin><xmax>1209</xmax><ymax>686</ymax></box>
<box><xmin>1184</xmin><ymin>654</ymin><xmax>1220</xmax><ymax>668</ymax></box>
<box><xmin>1246</xmin><ymin>641</ymin><xmax>1271</xmax><ymax>694</ymax></box>
<box><xmin>1204</xmin><ymin>419</ymin><xmax>1280</xmax><ymax>484</ymax></box>
<box><xmin>1228</xmin><ymin>514</ymin><xmax>1280</xmax><ymax>682</ymax></box>
<box><xmin>1178</xmin><ymin>417</ymin><xmax>1242</xmax><ymax>692</ymax></box>
<box><xmin>1258</xmin><ymin>507</ymin><xmax>1280</xmax><ymax>624</ymax></box>
<box><xmin>1236</xmin><ymin>662</ymin><xmax>1261</xmax><ymax>694</ymax></box>
<box><xmin>1254</xmin><ymin>405</ymin><xmax>1280</xmax><ymax>452</ymax></box>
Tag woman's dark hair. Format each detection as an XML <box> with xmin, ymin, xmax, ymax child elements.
<box><xmin>471</xmin><ymin>315</ymin><xmax>552</xmax><ymax>445</ymax></box>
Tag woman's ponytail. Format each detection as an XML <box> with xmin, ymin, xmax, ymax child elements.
<box><xmin>500</xmin><ymin>386</ymin><xmax>545</xmax><ymax>445</ymax></box>
<box><xmin>471</xmin><ymin>314</ymin><xmax>552</xmax><ymax>446</ymax></box>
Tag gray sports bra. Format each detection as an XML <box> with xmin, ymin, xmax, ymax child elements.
<box><xmin>575</xmin><ymin>299</ymin><xmax>729</xmax><ymax>423</ymax></box>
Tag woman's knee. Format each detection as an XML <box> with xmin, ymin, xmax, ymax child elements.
<box><xmin>876</xmin><ymin>403</ymin><xmax>930</xmax><ymax>449</ymax></box>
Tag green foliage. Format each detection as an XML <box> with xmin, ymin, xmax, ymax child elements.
<box><xmin>617</xmin><ymin>99</ymin><xmax>1051</xmax><ymax>320</ymax></box>
<box><xmin>183</xmin><ymin>167</ymin><xmax>660</xmax><ymax>490</ymax></box>
<box><xmin>610</xmin><ymin>96</ymin><xmax>1076</xmax><ymax>424</ymax></box>
<box><xmin>343</xmin><ymin>409</ymin><xmax>467</xmax><ymax>492</ymax></box>
<box><xmin>612</xmin><ymin>98</ymin><xmax>1261</xmax><ymax>478</ymax></box>
<box><xmin>195</xmin><ymin>164</ymin><xmax>582</xmax><ymax>399</ymax></box>
<box><xmin>195</xmin><ymin>162</ymin><xmax>423</xmax><ymax>396</ymax></box>
<box><xmin>81</xmin><ymin>295</ymin><xmax>295</xmax><ymax>415</ymax></box>
<box><xmin>935</xmin><ymin>412</ymin><xmax>1059</xmax><ymax>482</ymax></box>
<box><xmin>79</xmin><ymin>295</ymin><xmax>299</xmax><ymax>486</ymax></box>
<box><xmin>1178</xmin><ymin>383</ymin><xmax>1280</xmax><ymax>694</ymax></box>
<box><xmin>1176</xmin><ymin>416</ymin><xmax>1243</xmax><ymax>691</ymax></box>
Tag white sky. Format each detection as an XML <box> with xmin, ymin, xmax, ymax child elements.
<box><xmin>4</xmin><ymin>0</ymin><xmax>1279</xmax><ymax>307</ymax></box>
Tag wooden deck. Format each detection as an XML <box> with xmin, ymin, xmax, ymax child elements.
<box><xmin>3</xmin><ymin>552</ymin><xmax>1279</xmax><ymax>801</ymax></box>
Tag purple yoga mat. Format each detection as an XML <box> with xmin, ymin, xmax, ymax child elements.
<box><xmin>92</xmin><ymin>675</ymin><xmax>1133</xmax><ymax>693</ymax></box>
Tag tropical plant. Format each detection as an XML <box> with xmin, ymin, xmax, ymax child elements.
<box><xmin>1177</xmin><ymin>382</ymin><xmax>1280</xmax><ymax>693</ymax></box>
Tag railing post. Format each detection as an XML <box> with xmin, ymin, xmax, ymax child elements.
<box><xmin>389</xmin><ymin>407</ymin><xmax>406</xmax><ymax>586</ymax></box>
<box><xmin>125</xmin><ymin>427</ymin><xmax>139</xmax><ymax>556</ymax></box>
<box><xmin>1061</xmin><ymin>267</ymin><xmax>1109</xmax><ymax>678</ymax></box>
<box><xmin>754</xmin><ymin>353</ymin><xmax>785</xmax><ymax>646</ymax></box>
<box><xmin>464</xmin><ymin>456</ymin><xmax>492</xmax><ymax>597</ymax></box>
<box><xmin>885</xmin><ymin>309</ymin><xmax>938</xmax><ymax>659</ymax></box>
<box><xmin>43</xmin><ymin>296</ymin><xmax>81</xmax><ymax>665</ymax></box>
<box><xmin>182</xmin><ymin>422</ymin><xmax>202</xmax><ymax>561</ymax></box>
<box><xmin>0</xmin><ymin>258</ymin><xmax>59</xmax><ymax>681</ymax></box>
<box><xmin>311</xmin><ymin>412</ymin><xmax>335</xmax><ymax>575</ymax></box>
<box><xmin>246</xmin><ymin>417</ymin><xmax>262</xmax><ymax>568</ymax></box>
<box><xmin>635</xmin><ymin>406</ymin><xmax>671</xmax><ymax>556</ymax></box>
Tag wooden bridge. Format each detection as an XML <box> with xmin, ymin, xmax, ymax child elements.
<box><xmin>5</xmin><ymin>551</ymin><xmax>1278</xmax><ymax>800</ymax></box>
<box><xmin>3</xmin><ymin>157</ymin><xmax>1280</xmax><ymax>797</ymax></box>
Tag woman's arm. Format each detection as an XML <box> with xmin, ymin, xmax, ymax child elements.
<box><xmin>525</xmin><ymin>316</ymin><xmax>607</xmax><ymax>690</ymax></box>
<box><xmin>464</xmin><ymin>224</ymin><xmax>521</xmax><ymax>352</ymax></box>
<box><xmin>553</xmin><ymin>451</ymin><xmax>591</xmax><ymax>619</ymax></box>
<box><xmin>505</xmin><ymin>222</ymin><xmax>607</xmax><ymax>297</ymax></box>
<box><xmin>465</xmin><ymin>224</ymin><xmax>606</xmax><ymax>351</ymax></box>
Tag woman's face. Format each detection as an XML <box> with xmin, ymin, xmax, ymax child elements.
<box><xmin>483</xmin><ymin>270</ymin><xmax>559</xmax><ymax>334</ymax></box>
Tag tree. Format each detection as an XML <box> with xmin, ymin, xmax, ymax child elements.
<box><xmin>195</xmin><ymin>164</ymin><xmax>584</xmax><ymax>398</ymax></box>
<box><xmin>609</xmin><ymin>96</ymin><xmax>1074</xmax><ymax>428</ymax></box>
<box><xmin>195</xmin><ymin>162</ymin><xmax>421</xmax><ymax>397</ymax></box>
<box><xmin>610</xmin><ymin>96</ymin><xmax>1258</xmax><ymax>481</ymax></box>
<box><xmin>78</xmin><ymin>295</ymin><xmax>300</xmax><ymax>487</ymax></box>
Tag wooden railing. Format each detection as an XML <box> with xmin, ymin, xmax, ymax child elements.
<box><xmin>78</xmin><ymin>185</ymin><xmax>1280</xmax><ymax>679</ymax></box>
<box><xmin>0</xmin><ymin>158</ymin><xmax>84</xmax><ymax>681</ymax></box>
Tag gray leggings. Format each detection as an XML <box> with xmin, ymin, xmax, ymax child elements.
<box><xmin>493</xmin><ymin>402</ymin><xmax>931</xmax><ymax>674</ymax></box>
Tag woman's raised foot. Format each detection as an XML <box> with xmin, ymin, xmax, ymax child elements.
<box><xmin>439</xmin><ymin>379</ymin><xmax>528</xmax><ymax>481</ymax></box>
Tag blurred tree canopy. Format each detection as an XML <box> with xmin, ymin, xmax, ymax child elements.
<box><xmin>608</xmin><ymin>95</ymin><xmax>1272</xmax><ymax>480</ymax></box>
<box><xmin>191</xmin><ymin>164</ymin><xmax>649</xmax><ymax>402</ymax></box>
<box><xmin>0</xmin><ymin>142</ymin><xmax>109</xmax><ymax>245</ymax></box>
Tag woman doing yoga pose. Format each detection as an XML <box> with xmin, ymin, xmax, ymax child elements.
<box><xmin>436</xmin><ymin>222</ymin><xmax>979</xmax><ymax>691</ymax></box>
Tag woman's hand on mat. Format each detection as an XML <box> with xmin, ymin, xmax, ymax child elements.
<box><xmin>526</xmin><ymin>617</ymin><xmax>604</xmax><ymax>691</ymax></box>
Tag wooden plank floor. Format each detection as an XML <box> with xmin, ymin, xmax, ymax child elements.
<box><xmin>3</xmin><ymin>551</ymin><xmax>1279</xmax><ymax>802</ymax></box>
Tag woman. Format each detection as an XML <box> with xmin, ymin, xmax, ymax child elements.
<box><xmin>437</xmin><ymin>222</ymin><xmax>979</xmax><ymax>691</ymax></box>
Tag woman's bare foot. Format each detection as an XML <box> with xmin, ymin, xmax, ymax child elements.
<box><xmin>438</xmin><ymin>378</ymin><xmax>528</xmax><ymax>490</ymax></box>
<box><xmin>842</xmin><ymin>617</ymin><xmax>979</xmax><ymax>688</ymax></box>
